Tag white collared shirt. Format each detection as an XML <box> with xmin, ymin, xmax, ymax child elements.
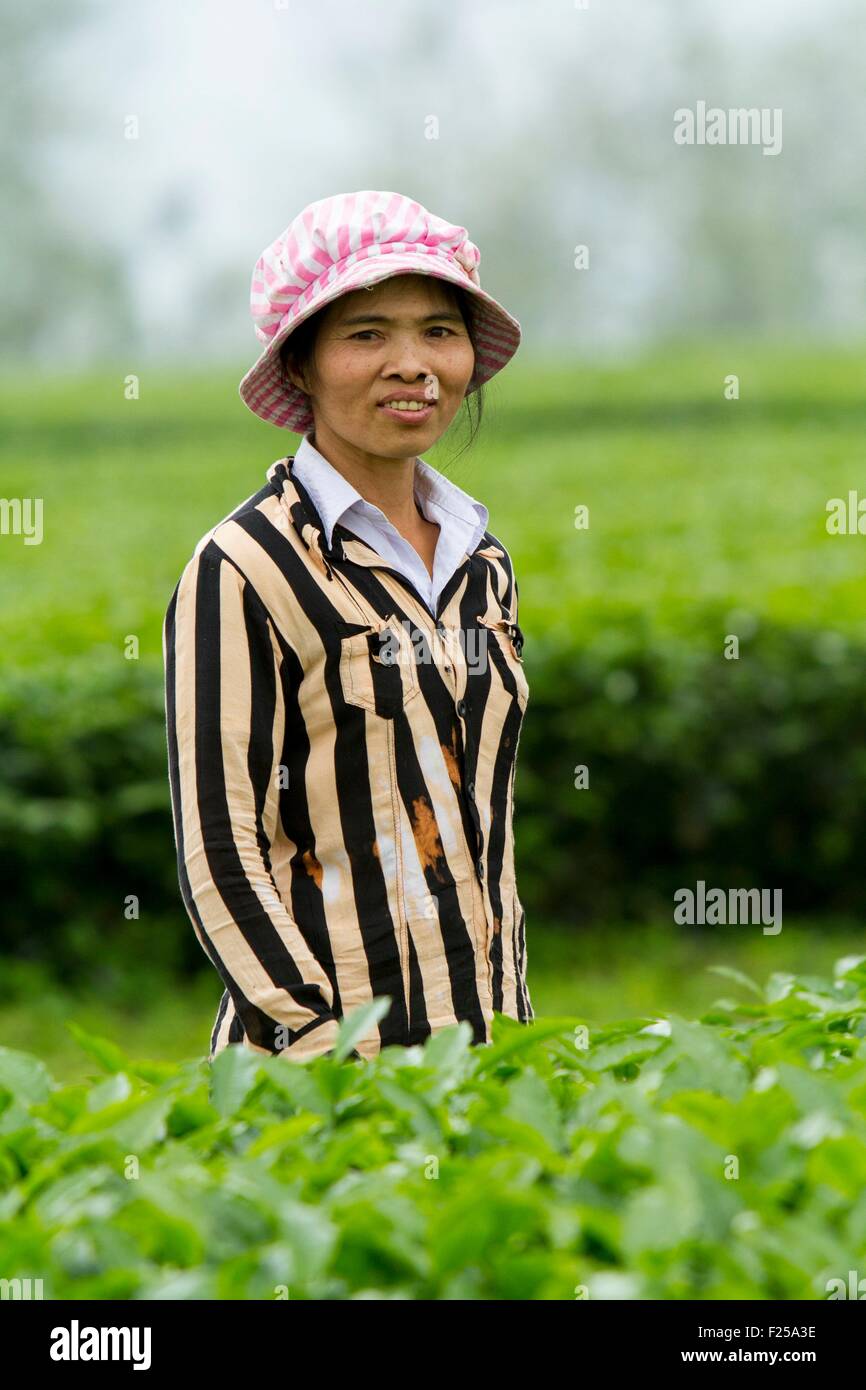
<box><xmin>291</xmin><ymin>432</ymin><xmax>489</xmax><ymax>614</ymax></box>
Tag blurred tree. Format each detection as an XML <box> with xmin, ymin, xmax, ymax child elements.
<box><xmin>0</xmin><ymin>0</ymin><xmax>135</xmax><ymax>365</ymax></box>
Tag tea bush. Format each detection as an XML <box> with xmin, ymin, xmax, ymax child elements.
<box><xmin>1</xmin><ymin>957</ymin><xmax>865</xmax><ymax>1299</ymax></box>
<box><xmin>2</xmin><ymin>616</ymin><xmax>866</xmax><ymax>988</ymax></box>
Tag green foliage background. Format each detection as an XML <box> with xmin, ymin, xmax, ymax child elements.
<box><xmin>2</xmin><ymin>348</ymin><xmax>865</xmax><ymax>1297</ymax></box>
<box><xmin>1</xmin><ymin>349</ymin><xmax>864</xmax><ymax>970</ymax></box>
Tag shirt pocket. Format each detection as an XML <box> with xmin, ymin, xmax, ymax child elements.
<box><xmin>338</xmin><ymin>614</ymin><xmax>421</xmax><ymax>719</ymax></box>
<box><xmin>475</xmin><ymin>614</ymin><xmax>529</xmax><ymax>712</ymax></box>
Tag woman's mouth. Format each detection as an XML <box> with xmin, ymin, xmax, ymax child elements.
<box><xmin>376</xmin><ymin>399</ymin><xmax>437</xmax><ymax>424</ymax></box>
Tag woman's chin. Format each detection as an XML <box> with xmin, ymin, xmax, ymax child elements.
<box><xmin>367</xmin><ymin>414</ymin><xmax>446</xmax><ymax>452</ymax></box>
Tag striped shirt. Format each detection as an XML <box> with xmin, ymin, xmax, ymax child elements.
<box><xmin>162</xmin><ymin>453</ymin><xmax>533</xmax><ymax>1062</ymax></box>
<box><xmin>291</xmin><ymin>430</ymin><xmax>490</xmax><ymax>613</ymax></box>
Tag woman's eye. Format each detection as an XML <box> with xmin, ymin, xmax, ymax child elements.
<box><xmin>349</xmin><ymin>327</ymin><xmax>454</xmax><ymax>341</ymax></box>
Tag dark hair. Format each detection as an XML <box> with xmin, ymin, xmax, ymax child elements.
<box><xmin>277</xmin><ymin>282</ymin><xmax>484</xmax><ymax>459</ymax></box>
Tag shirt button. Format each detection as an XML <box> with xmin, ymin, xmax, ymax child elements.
<box><xmin>456</xmin><ymin>699</ymin><xmax>467</xmax><ymax>718</ymax></box>
<box><xmin>467</xmin><ymin>781</ymin><xmax>475</xmax><ymax>800</ymax></box>
<box><xmin>477</xmin><ymin>859</ymin><xmax>485</xmax><ymax>879</ymax></box>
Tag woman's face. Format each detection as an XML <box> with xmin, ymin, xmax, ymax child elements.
<box><xmin>286</xmin><ymin>274</ymin><xmax>476</xmax><ymax>458</ymax></box>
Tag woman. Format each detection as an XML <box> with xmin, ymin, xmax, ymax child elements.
<box><xmin>163</xmin><ymin>190</ymin><xmax>532</xmax><ymax>1063</ymax></box>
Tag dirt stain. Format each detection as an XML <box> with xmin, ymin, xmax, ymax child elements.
<box><xmin>440</xmin><ymin>726</ymin><xmax>461</xmax><ymax>788</ymax></box>
<box><xmin>410</xmin><ymin>795</ymin><xmax>447</xmax><ymax>879</ymax></box>
<box><xmin>302</xmin><ymin>849</ymin><xmax>323</xmax><ymax>890</ymax></box>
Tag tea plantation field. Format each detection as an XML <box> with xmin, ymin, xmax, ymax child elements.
<box><xmin>1</xmin><ymin>956</ymin><xmax>865</xmax><ymax>1300</ymax></box>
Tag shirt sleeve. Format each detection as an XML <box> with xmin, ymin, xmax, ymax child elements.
<box><xmin>163</xmin><ymin>541</ymin><xmax>342</xmax><ymax>1062</ymax></box>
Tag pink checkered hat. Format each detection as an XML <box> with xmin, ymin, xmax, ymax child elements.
<box><xmin>238</xmin><ymin>190</ymin><xmax>522</xmax><ymax>432</ymax></box>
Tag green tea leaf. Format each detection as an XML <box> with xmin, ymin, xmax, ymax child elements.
<box><xmin>0</xmin><ymin>1047</ymin><xmax>53</xmax><ymax>1103</ymax></box>
<box><xmin>209</xmin><ymin>1045</ymin><xmax>265</xmax><ymax>1117</ymax></box>
<box><xmin>332</xmin><ymin>997</ymin><xmax>392</xmax><ymax>1062</ymax></box>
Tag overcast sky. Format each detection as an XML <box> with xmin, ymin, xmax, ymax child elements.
<box><xmin>9</xmin><ymin>0</ymin><xmax>866</xmax><ymax>367</ymax></box>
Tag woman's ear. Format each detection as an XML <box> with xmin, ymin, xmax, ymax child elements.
<box><xmin>281</xmin><ymin>352</ymin><xmax>306</xmax><ymax>394</ymax></box>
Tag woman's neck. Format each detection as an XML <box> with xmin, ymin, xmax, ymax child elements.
<box><xmin>309</xmin><ymin>427</ymin><xmax>421</xmax><ymax>532</ymax></box>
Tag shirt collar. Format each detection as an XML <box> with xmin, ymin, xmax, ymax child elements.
<box><xmin>291</xmin><ymin>431</ymin><xmax>489</xmax><ymax>551</ymax></box>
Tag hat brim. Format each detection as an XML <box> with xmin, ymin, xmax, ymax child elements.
<box><xmin>238</xmin><ymin>249</ymin><xmax>521</xmax><ymax>433</ymax></box>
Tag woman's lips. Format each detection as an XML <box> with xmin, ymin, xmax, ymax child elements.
<box><xmin>376</xmin><ymin>401</ymin><xmax>437</xmax><ymax>424</ymax></box>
